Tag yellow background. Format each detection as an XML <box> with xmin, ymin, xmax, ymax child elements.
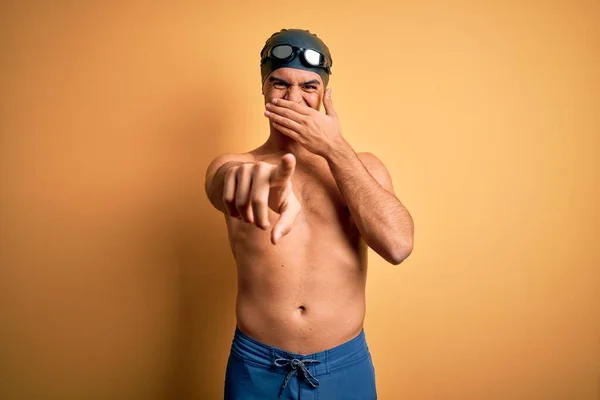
<box><xmin>1</xmin><ymin>1</ymin><xmax>598</xmax><ymax>399</ymax></box>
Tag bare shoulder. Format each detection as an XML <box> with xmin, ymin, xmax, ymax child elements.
<box><xmin>357</xmin><ymin>152</ymin><xmax>395</xmax><ymax>194</ymax></box>
<box><xmin>357</xmin><ymin>152</ymin><xmax>386</xmax><ymax>169</ymax></box>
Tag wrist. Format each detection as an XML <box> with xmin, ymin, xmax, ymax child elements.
<box><xmin>325</xmin><ymin>137</ymin><xmax>354</xmax><ymax>166</ymax></box>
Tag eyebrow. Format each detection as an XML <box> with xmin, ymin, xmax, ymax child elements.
<box><xmin>269</xmin><ymin>77</ymin><xmax>321</xmax><ymax>86</ymax></box>
<box><xmin>302</xmin><ymin>79</ymin><xmax>321</xmax><ymax>86</ymax></box>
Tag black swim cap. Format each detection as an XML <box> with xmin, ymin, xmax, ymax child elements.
<box><xmin>260</xmin><ymin>29</ymin><xmax>333</xmax><ymax>88</ymax></box>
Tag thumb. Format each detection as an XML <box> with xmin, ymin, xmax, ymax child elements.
<box><xmin>323</xmin><ymin>88</ymin><xmax>337</xmax><ymax>117</ymax></box>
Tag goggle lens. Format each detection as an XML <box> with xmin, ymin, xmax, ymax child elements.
<box><xmin>271</xmin><ymin>45</ymin><xmax>294</xmax><ymax>59</ymax></box>
<box><xmin>269</xmin><ymin>45</ymin><xmax>325</xmax><ymax>67</ymax></box>
<box><xmin>304</xmin><ymin>49</ymin><xmax>323</xmax><ymax>66</ymax></box>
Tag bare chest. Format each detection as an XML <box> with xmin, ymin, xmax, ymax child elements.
<box><xmin>290</xmin><ymin>162</ymin><xmax>350</xmax><ymax>223</ymax></box>
<box><xmin>227</xmin><ymin>154</ymin><xmax>357</xmax><ymax>245</ymax></box>
<box><xmin>227</xmin><ymin>155</ymin><xmax>362</xmax><ymax>263</ymax></box>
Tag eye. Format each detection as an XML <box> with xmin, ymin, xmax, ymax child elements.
<box><xmin>303</xmin><ymin>85</ymin><xmax>317</xmax><ymax>91</ymax></box>
<box><xmin>272</xmin><ymin>82</ymin><xmax>287</xmax><ymax>89</ymax></box>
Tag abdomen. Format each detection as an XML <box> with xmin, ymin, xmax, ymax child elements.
<box><xmin>228</xmin><ymin>212</ymin><xmax>368</xmax><ymax>354</ymax></box>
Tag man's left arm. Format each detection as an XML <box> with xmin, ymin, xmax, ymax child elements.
<box><xmin>326</xmin><ymin>143</ymin><xmax>414</xmax><ymax>265</ymax></box>
<box><xmin>264</xmin><ymin>89</ymin><xmax>413</xmax><ymax>264</ymax></box>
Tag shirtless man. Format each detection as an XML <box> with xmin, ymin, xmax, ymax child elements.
<box><xmin>204</xmin><ymin>29</ymin><xmax>414</xmax><ymax>400</ymax></box>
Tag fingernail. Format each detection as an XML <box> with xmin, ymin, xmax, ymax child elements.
<box><xmin>272</xmin><ymin>98</ymin><xmax>278</xmax><ymax>104</ymax></box>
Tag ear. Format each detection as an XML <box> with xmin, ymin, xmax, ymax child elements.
<box><xmin>261</xmin><ymin>78</ymin><xmax>267</xmax><ymax>95</ymax></box>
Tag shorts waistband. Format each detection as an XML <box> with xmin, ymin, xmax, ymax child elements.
<box><xmin>230</xmin><ymin>326</ymin><xmax>371</xmax><ymax>377</ymax></box>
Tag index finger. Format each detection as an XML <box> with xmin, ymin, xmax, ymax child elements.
<box><xmin>270</xmin><ymin>153</ymin><xmax>296</xmax><ymax>186</ymax></box>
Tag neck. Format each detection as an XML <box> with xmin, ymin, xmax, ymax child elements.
<box><xmin>262</xmin><ymin>126</ymin><xmax>316</xmax><ymax>159</ymax></box>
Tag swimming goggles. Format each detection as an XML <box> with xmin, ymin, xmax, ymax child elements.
<box><xmin>261</xmin><ymin>44</ymin><xmax>331</xmax><ymax>73</ymax></box>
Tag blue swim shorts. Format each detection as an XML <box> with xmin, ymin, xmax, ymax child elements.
<box><xmin>224</xmin><ymin>326</ymin><xmax>377</xmax><ymax>399</ymax></box>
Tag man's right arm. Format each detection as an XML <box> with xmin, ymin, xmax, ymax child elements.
<box><xmin>204</xmin><ymin>153</ymin><xmax>255</xmax><ymax>214</ymax></box>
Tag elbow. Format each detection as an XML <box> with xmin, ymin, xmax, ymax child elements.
<box><xmin>387</xmin><ymin>239</ymin><xmax>413</xmax><ymax>265</ymax></box>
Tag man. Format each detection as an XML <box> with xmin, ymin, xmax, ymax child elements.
<box><xmin>204</xmin><ymin>28</ymin><xmax>414</xmax><ymax>400</ymax></box>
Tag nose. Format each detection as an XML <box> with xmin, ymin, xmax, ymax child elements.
<box><xmin>283</xmin><ymin>86</ymin><xmax>302</xmax><ymax>103</ymax></box>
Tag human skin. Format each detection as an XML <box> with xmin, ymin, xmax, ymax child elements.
<box><xmin>204</xmin><ymin>67</ymin><xmax>414</xmax><ymax>354</ymax></box>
